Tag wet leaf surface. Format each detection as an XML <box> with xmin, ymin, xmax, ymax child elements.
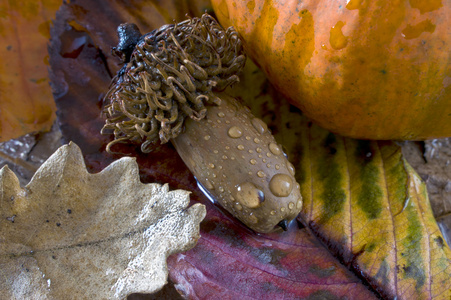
<box><xmin>0</xmin><ymin>143</ymin><xmax>205</xmax><ymax>299</ymax></box>
<box><xmin>0</xmin><ymin>0</ymin><xmax>62</xmax><ymax>141</ymax></box>
<box><xmin>48</xmin><ymin>0</ymin><xmax>451</xmax><ymax>298</ymax></box>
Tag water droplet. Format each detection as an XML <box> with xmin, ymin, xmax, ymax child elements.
<box><xmin>225</xmin><ymin>146</ymin><xmax>230</xmax><ymax>150</ymax></box>
<box><xmin>269</xmin><ymin>142</ymin><xmax>282</xmax><ymax>155</ymax></box>
<box><xmin>217</xmin><ymin>119</ymin><xmax>221</xmax><ymax>123</ymax></box>
<box><xmin>270</xmin><ymin>210</ymin><xmax>276</xmax><ymax>215</ymax></box>
<box><xmin>267</xmin><ymin>163</ymin><xmax>271</xmax><ymax>168</ymax></box>
<box><xmin>251</xmin><ymin>118</ymin><xmax>268</xmax><ymax>134</ymax></box>
<box><xmin>204</xmin><ymin>135</ymin><xmax>211</xmax><ymax>140</ymax></box>
<box><xmin>212</xmin><ymin>173</ymin><xmax>217</xmax><ymax>178</ymax></box>
<box><xmin>254</xmin><ymin>137</ymin><xmax>260</xmax><ymax>144</ymax></box>
<box><xmin>249</xmin><ymin>149</ymin><xmax>254</xmax><ymax>154</ymax></box>
<box><xmin>287</xmin><ymin>162</ymin><xmax>295</xmax><ymax>176</ymax></box>
<box><xmin>222</xmin><ymin>155</ymin><xmax>228</xmax><ymax>160</ymax></box>
<box><xmin>235</xmin><ymin>182</ymin><xmax>265</xmax><ymax>208</ymax></box>
<box><xmin>218</xmin><ymin>112</ymin><xmax>225</xmax><ymax>118</ymax></box>
<box><xmin>258</xmin><ymin>154</ymin><xmax>263</xmax><ymax>158</ymax></box>
<box><xmin>297</xmin><ymin>199</ymin><xmax>302</xmax><ymax>209</ymax></box>
<box><xmin>219</xmin><ymin>165</ymin><xmax>223</xmax><ymax>170</ymax></box>
<box><xmin>266</xmin><ymin>152</ymin><xmax>272</xmax><ymax>157</ymax></box>
<box><xmin>189</xmin><ymin>159</ymin><xmax>196</xmax><ymax>168</ymax></box>
<box><xmin>209</xmin><ymin>163</ymin><xmax>215</xmax><ymax>169</ymax></box>
<box><xmin>257</xmin><ymin>171</ymin><xmax>266</xmax><ymax>178</ymax></box>
<box><xmin>237</xmin><ymin>144</ymin><xmax>245</xmax><ymax>150</ymax></box>
<box><xmin>250</xmin><ymin>159</ymin><xmax>257</xmax><ymax>165</ymax></box>
<box><xmin>256</xmin><ymin>147</ymin><xmax>262</xmax><ymax>153</ymax></box>
<box><xmin>269</xmin><ymin>173</ymin><xmax>293</xmax><ymax>197</ymax></box>
<box><xmin>246</xmin><ymin>136</ymin><xmax>251</xmax><ymax>140</ymax></box>
<box><xmin>228</xmin><ymin>126</ymin><xmax>243</xmax><ymax>138</ymax></box>
<box><xmin>280</xmin><ymin>207</ymin><xmax>286</xmax><ymax>212</ymax></box>
<box><xmin>213</xmin><ymin>150</ymin><xmax>219</xmax><ymax>154</ymax></box>
<box><xmin>288</xmin><ymin>202</ymin><xmax>294</xmax><ymax>209</ymax></box>
<box><xmin>235</xmin><ymin>203</ymin><xmax>243</xmax><ymax>211</ymax></box>
<box><xmin>204</xmin><ymin>179</ymin><xmax>214</xmax><ymax>190</ymax></box>
<box><xmin>248</xmin><ymin>214</ymin><xmax>258</xmax><ymax>224</ymax></box>
<box><xmin>218</xmin><ymin>186</ymin><xmax>224</xmax><ymax>193</ymax></box>
<box><xmin>275</xmin><ymin>164</ymin><xmax>280</xmax><ymax>170</ymax></box>
<box><xmin>231</xmin><ymin>156</ymin><xmax>236</xmax><ymax>160</ymax></box>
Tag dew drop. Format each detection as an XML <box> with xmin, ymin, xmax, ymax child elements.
<box><xmin>269</xmin><ymin>173</ymin><xmax>293</xmax><ymax>197</ymax></box>
<box><xmin>235</xmin><ymin>203</ymin><xmax>243</xmax><ymax>211</ymax></box>
<box><xmin>228</xmin><ymin>126</ymin><xmax>243</xmax><ymax>138</ymax></box>
<box><xmin>287</xmin><ymin>162</ymin><xmax>295</xmax><ymax>176</ymax></box>
<box><xmin>269</xmin><ymin>142</ymin><xmax>282</xmax><ymax>155</ymax></box>
<box><xmin>218</xmin><ymin>186</ymin><xmax>224</xmax><ymax>193</ymax></box>
<box><xmin>204</xmin><ymin>179</ymin><xmax>214</xmax><ymax>190</ymax></box>
<box><xmin>288</xmin><ymin>202</ymin><xmax>294</xmax><ymax>209</ymax></box>
<box><xmin>254</xmin><ymin>137</ymin><xmax>260</xmax><ymax>144</ymax></box>
<box><xmin>280</xmin><ymin>207</ymin><xmax>286</xmax><ymax>212</ymax></box>
<box><xmin>256</xmin><ymin>147</ymin><xmax>262</xmax><ymax>153</ymax></box>
<box><xmin>209</xmin><ymin>163</ymin><xmax>215</xmax><ymax>169</ymax></box>
<box><xmin>246</xmin><ymin>136</ymin><xmax>251</xmax><ymax>140</ymax></box>
<box><xmin>222</xmin><ymin>155</ymin><xmax>228</xmax><ymax>160</ymax></box>
<box><xmin>266</xmin><ymin>152</ymin><xmax>272</xmax><ymax>157</ymax></box>
<box><xmin>204</xmin><ymin>135</ymin><xmax>211</xmax><ymax>141</ymax></box>
<box><xmin>225</xmin><ymin>146</ymin><xmax>230</xmax><ymax>150</ymax></box>
<box><xmin>249</xmin><ymin>149</ymin><xmax>254</xmax><ymax>154</ymax></box>
<box><xmin>270</xmin><ymin>210</ymin><xmax>276</xmax><ymax>215</ymax></box>
<box><xmin>251</xmin><ymin>118</ymin><xmax>268</xmax><ymax>134</ymax></box>
<box><xmin>267</xmin><ymin>163</ymin><xmax>271</xmax><ymax>168</ymax></box>
<box><xmin>248</xmin><ymin>214</ymin><xmax>258</xmax><ymax>224</ymax></box>
<box><xmin>235</xmin><ymin>182</ymin><xmax>265</xmax><ymax>208</ymax></box>
<box><xmin>275</xmin><ymin>164</ymin><xmax>280</xmax><ymax>170</ymax></box>
<box><xmin>218</xmin><ymin>112</ymin><xmax>225</xmax><ymax>118</ymax></box>
<box><xmin>250</xmin><ymin>159</ymin><xmax>257</xmax><ymax>165</ymax></box>
<box><xmin>257</xmin><ymin>171</ymin><xmax>266</xmax><ymax>178</ymax></box>
<box><xmin>237</xmin><ymin>144</ymin><xmax>245</xmax><ymax>150</ymax></box>
<box><xmin>213</xmin><ymin>150</ymin><xmax>219</xmax><ymax>154</ymax></box>
<box><xmin>297</xmin><ymin>199</ymin><xmax>303</xmax><ymax>209</ymax></box>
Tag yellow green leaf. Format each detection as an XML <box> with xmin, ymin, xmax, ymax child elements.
<box><xmin>228</xmin><ymin>59</ymin><xmax>451</xmax><ymax>299</ymax></box>
<box><xmin>0</xmin><ymin>0</ymin><xmax>62</xmax><ymax>141</ymax></box>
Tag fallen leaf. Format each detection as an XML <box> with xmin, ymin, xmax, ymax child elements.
<box><xmin>0</xmin><ymin>142</ymin><xmax>206</xmax><ymax>299</ymax></box>
<box><xmin>47</xmin><ymin>0</ymin><xmax>451</xmax><ymax>298</ymax></box>
<box><xmin>0</xmin><ymin>0</ymin><xmax>61</xmax><ymax>141</ymax></box>
<box><xmin>228</xmin><ymin>61</ymin><xmax>451</xmax><ymax>299</ymax></box>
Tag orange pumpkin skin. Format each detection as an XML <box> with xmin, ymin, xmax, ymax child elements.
<box><xmin>211</xmin><ymin>0</ymin><xmax>451</xmax><ymax>140</ymax></box>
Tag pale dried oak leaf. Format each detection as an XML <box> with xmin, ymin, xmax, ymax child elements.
<box><xmin>0</xmin><ymin>142</ymin><xmax>206</xmax><ymax>299</ymax></box>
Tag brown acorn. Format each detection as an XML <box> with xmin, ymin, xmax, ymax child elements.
<box><xmin>101</xmin><ymin>14</ymin><xmax>302</xmax><ymax>233</ymax></box>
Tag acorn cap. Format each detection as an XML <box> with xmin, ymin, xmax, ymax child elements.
<box><xmin>102</xmin><ymin>14</ymin><xmax>246</xmax><ymax>153</ymax></box>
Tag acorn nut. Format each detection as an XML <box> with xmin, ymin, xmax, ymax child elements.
<box><xmin>101</xmin><ymin>14</ymin><xmax>302</xmax><ymax>233</ymax></box>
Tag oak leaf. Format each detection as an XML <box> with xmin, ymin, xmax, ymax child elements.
<box><xmin>0</xmin><ymin>142</ymin><xmax>206</xmax><ymax>299</ymax></box>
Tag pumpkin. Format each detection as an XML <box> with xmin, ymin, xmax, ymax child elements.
<box><xmin>211</xmin><ymin>0</ymin><xmax>451</xmax><ymax>140</ymax></box>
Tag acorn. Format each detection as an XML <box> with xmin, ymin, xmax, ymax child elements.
<box><xmin>101</xmin><ymin>14</ymin><xmax>302</xmax><ymax>233</ymax></box>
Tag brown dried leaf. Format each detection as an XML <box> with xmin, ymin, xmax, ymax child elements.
<box><xmin>0</xmin><ymin>142</ymin><xmax>206</xmax><ymax>299</ymax></box>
